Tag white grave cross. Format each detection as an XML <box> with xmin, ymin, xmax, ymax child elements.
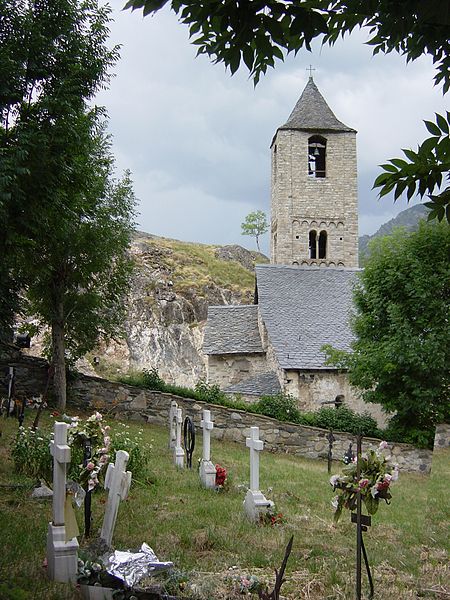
<box><xmin>201</xmin><ymin>409</ymin><xmax>214</xmax><ymax>462</ymax></box>
<box><xmin>47</xmin><ymin>422</ymin><xmax>79</xmax><ymax>583</ymax></box>
<box><xmin>50</xmin><ymin>422</ymin><xmax>72</xmax><ymax>525</ymax></box>
<box><xmin>246</xmin><ymin>426</ymin><xmax>264</xmax><ymax>491</ymax></box>
<box><xmin>174</xmin><ymin>408</ymin><xmax>185</xmax><ymax>468</ymax></box>
<box><xmin>169</xmin><ymin>400</ymin><xmax>178</xmax><ymax>449</ymax></box>
<box><xmin>199</xmin><ymin>409</ymin><xmax>216</xmax><ymax>488</ymax></box>
<box><xmin>101</xmin><ymin>450</ymin><xmax>132</xmax><ymax>547</ymax></box>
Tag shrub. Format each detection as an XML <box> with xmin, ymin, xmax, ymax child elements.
<box><xmin>142</xmin><ymin>368</ymin><xmax>165</xmax><ymax>391</ymax></box>
<box><xmin>254</xmin><ymin>393</ymin><xmax>301</xmax><ymax>422</ymax></box>
<box><xmin>11</xmin><ymin>427</ymin><xmax>52</xmax><ymax>483</ymax></box>
<box><xmin>194</xmin><ymin>379</ymin><xmax>228</xmax><ymax>405</ymax></box>
<box><xmin>312</xmin><ymin>406</ymin><xmax>381</xmax><ymax>437</ymax></box>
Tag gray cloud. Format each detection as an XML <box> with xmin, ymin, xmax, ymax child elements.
<box><xmin>97</xmin><ymin>4</ymin><xmax>447</xmax><ymax>255</ymax></box>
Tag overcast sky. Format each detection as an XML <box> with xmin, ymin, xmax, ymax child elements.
<box><xmin>96</xmin><ymin>2</ymin><xmax>448</xmax><ymax>255</ymax></box>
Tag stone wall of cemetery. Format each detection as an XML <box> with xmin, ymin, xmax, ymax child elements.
<box><xmin>434</xmin><ymin>423</ymin><xmax>450</xmax><ymax>449</ymax></box>
<box><xmin>68</xmin><ymin>374</ymin><xmax>432</xmax><ymax>474</ymax></box>
<box><xmin>0</xmin><ymin>344</ymin><xmax>433</xmax><ymax>474</ymax></box>
<box><xmin>0</xmin><ymin>342</ymin><xmax>51</xmax><ymax>398</ymax></box>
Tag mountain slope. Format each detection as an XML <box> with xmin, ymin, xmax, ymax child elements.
<box><xmin>359</xmin><ymin>204</ymin><xmax>429</xmax><ymax>260</ymax></box>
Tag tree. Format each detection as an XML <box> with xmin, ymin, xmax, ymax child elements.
<box><xmin>124</xmin><ymin>0</ymin><xmax>450</xmax><ymax>221</ymax></box>
<box><xmin>0</xmin><ymin>1</ymin><xmax>135</xmax><ymax>409</ymax></box>
<box><xmin>324</xmin><ymin>222</ymin><xmax>450</xmax><ymax>448</ymax></box>
<box><xmin>241</xmin><ymin>210</ymin><xmax>268</xmax><ymax>252</ymax></box>
<box><xmin>22</xmin><ymin>112</ymin><xmax>136</xmax><ymax>410</ymax></box>
<box><xmin>0</xmin><ymin>0</ymin><xmax>119</xmax><ymax>333</ymax></box>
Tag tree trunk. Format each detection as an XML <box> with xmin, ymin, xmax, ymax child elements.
<box><xmin>52</xmin><ymin>297</ymin><xmax>67</xmax><ymax>411</ymax></box>
<box><xmin>256</xmin><ymin>235</ymin><xmax>260</xmax><ymax>253</ymax></box>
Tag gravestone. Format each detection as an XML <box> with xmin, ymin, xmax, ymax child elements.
<box><xmin>243</xmin><ymin>426</ymin><xmax>273</xmax><ymax>521</ymax></box>
<box><xmin>174</xmin><ymin>408</ymin><xmax>185</xmax><ymax>468</ymax></box>
<box><xmin>46</xmin><ymin>422</ymin><xmax>79</xmax><ymax>583</ymax></box>
<box><xmin>168</xmin><ymin>400</ymin><xmax>178</xmax><ymax>449</ymax></box>
<box><xmin>100</xmin><ymin>450</ymin><xmax>132</xmax><ymax>547</ymax></box>
<box><xmin>199</xmin><ymin>409</ymin><xmax>217</xmax><ymax>488</ymax></box>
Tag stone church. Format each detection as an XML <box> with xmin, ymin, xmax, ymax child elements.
<box><xmin>203</xmin><ymin>77</ymin><xmax>384</xmax><ymax>424</ymax></box>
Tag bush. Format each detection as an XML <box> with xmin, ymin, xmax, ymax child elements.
<box><xmin>142</xmin><ymin>368</ymin><xmax>165</xmax><ymax>391</ymax></box>
<box><xmin>312</xmin><ymin>407</ymin><xmax>381</xmax><ymax>437</ymax></box>
<box><xmin>194</xmin><ymin>379</ymin><xmax>228</xmax><ymax>405</ymax></box>
<box><xmin>11</xmin><ymin>427</ymin><xmax>52</xmax><ymax>483</ymax></box>
<box><xmin>254</xmin><ymin>393</ymin><xmax>301</xmax><ymax>422</ymax></box>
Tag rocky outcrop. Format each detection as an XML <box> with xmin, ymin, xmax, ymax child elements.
<box><xmin>104</xmin><ymin>234</ymin><xmax>264</xmax><ymax>386</ymax></box>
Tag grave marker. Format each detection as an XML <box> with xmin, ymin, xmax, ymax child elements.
<box><xmin>174</xmin><ymin>408</ymin><xmax>185</xmax><ymax>468</ymax></box>
<box><xmin>100</xmin><ymin>450</ymin><xmax>132</xmax><ymax>547</ymax></box>
<box><xmin>243</xmin><ymin>426</ymin><xmax>273</xmax><ymax>521</ymax></box>
<box><xmin>46</xmin><ymin>422</ymin><xmax>79</xmax><ymax>583</ymax></box>
<box><xmin>199</xmin><ymin>409</ymin><xmax>216</xmax><ymax>488</ymax></box>
<box><xmin>169</xmin><ymin>400</ymin><xmax>178</xmax><ymax>449</ymax></box>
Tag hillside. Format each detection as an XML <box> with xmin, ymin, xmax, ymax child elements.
<box><xmin>88</xmin><ymin>233</ymin><xmax>268</xmax><ymax>385</ymax></box>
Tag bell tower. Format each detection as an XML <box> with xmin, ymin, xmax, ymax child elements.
<box><xmin>270</xmin><ymin>77</ymin><xmax>359</xmax><ymax>267</ymax></box>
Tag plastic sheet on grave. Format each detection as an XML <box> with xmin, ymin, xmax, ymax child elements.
<box><xmin>105</xmin><ymin>543</ymin><xmax>173</xmax><ymax>587</ymax></box>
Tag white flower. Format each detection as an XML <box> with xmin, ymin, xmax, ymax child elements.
<box><xmin>384</xmin><ymin>473</ymin><xmax>392</xmax><ymax>483</ymax></box>
<box><xmin>329</xmin><ymin>474</ymin><xmax>340</xmax><ymax>487</ymax></box>
<box><xmin>379</xmin><ymin>441</ymin><xmax>389</xmax><ymax>450</ymax></box>
<box><xmin>370</xmin><ymin>485</ymin><xmax>378</xmax><ymax>498</ymax></box>
<box><xmin>331</xmin><ymin>496</ymin><xmax>339</xmax><ymax>510</ymax></box>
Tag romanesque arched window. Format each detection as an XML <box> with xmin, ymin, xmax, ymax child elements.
<box><xmin>318</xmin><ymin>230</ymin><xmax>327</xmax><ymax>259</ymax></box>
<box><xmin>308</xmin><ymin>135</ymin><xmax>326</xmax><ymax>178</ymax></box>
<box><xmin>309</xmin><ymin>230</ymin><xmax>317</xmax><ymax>259</ymax></box>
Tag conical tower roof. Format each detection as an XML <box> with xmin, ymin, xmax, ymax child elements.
<box><xmin>280</xmin><ymin>77</ymin><xmax>355</xmax><ymax>133</ymax></box>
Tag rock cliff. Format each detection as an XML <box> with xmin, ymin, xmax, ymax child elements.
<box><xmin>91</xmin><ymin>233</ymin><xmax>266</xmax><ymax>386</ymax></box>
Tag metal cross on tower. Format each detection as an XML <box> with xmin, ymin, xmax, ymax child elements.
<box><xmin>307</xmin><ymin>65</ymin><xmax>316</xmax><ymax>78</ymax></box>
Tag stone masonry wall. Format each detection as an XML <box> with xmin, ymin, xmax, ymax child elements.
<box><xmin>68</xmin><ymin>374</ymin><xmax>431</xmax><ymax>474</ymax></box>
<box><xmin>0</xmin><ymin>344</ymin><xmax>433</xmax><ymax>474</ymax></box>
<box><xmin>434</xmin><ymin>423</ymin><xmax>450</xmax><ymax>450</ymax></box>
<box><xmin>271</xmin><ymin>129</ymin><xmax>358</xmax><ymax>267</ymax></box>
<box><xmin>284</xmin><ymin>369</ymin><xmax>388</xmax><ymax>427</ymax></box>
<box><xmin>207</xmin><ymin>353</ymin><xmax>268</xmax><ymax>389</ymax></box>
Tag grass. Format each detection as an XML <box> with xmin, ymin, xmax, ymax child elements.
<box><xmin>0</xmin><ymin>410</ymin><xmax>448</xmax><ymax>599</ymax></box>
<box><xmin>138</xmin><ymin>237</ymin><xmax>260</xmax><ymax>295</ymax></box>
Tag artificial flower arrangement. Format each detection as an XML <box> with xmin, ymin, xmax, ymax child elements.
<box><xmin>215</xmin><ymin>464</ymin><xmax>227</xmax><ymax>488</ymax></box>
<box><xmin>65</xmin><ymin>411</ymin><xmax>111</xmax><ymax>492</ymax></box>
<box><xmin>259</xmin><ymin>505</ymin><xmax>286</xmax><ymax>527</ymax></box>
<box><xmin>330</xmin><ymin>441</ymin><xmax>398</xmax><ymax>522</ymax></box>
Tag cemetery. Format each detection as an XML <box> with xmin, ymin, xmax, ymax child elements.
<box><xmin>0</xmin><ymin>398</ymin><xmax>448</xmax><ymax>599</ymax></box>
<box><xmin>1</xmin><ymin>2</ymin><xmax>449</xmax><ymax>599</ymax></box>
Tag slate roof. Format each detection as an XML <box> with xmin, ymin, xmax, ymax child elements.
<box><xmin>225</xmin><ymin>371</ymin><xmax>281</xmax><ymax>396</ymax></box>
<box><xmin>203</xmin><ymin>305</ymin><xmax>263</xmax><ymax>355</ymax></box>
<box><xmin>279</xmin><ymin>78</ymin><xmax>355</xmax><ymax>133</ymax></box>
<box><xmin>255</xmin><ymin>264</ymin><xmax>359</xmax><ymax>370</ymax></box>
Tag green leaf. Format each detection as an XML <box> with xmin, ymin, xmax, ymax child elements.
<box><xmin>436</xmin><ymin>113</ymin><xmax>449</xmax><ymax>135</ymax></box>
<box><xmin>424</xmin><ymin>120</ymin><xmax>441</xmax><ymax>137</ymax></box>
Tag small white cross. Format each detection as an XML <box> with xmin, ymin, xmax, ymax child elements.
<box><xmin>169</xmin><ymin>400</ymin><xmax>178</xmax><ymax>449</ymax></box>
<box><xmin>200</xmin><ymin>409</ymin><xmax>214</xmax><ymax>462</ymax></box>
<box><xmin>100</xmin><ymin>450</ymin><xmax>132</xmax><ymax>546</ymax></box>
<box><xmin>246</xmin><ymin>427</ymin><xmax>264</xmax><ymax>492</ymax></box>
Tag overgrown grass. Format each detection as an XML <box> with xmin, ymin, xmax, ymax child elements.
<box><xmin>0</xmin><ymin>411</ymin><xmax>447</xmax><ymax>599</ymax></box>
<box><xmin>143</xmin><ymin>238</ymin><xmax>261</xmax><ymax>294</ymax></box>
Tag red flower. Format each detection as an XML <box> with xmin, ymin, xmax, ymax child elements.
<box><xmin>215</xmin><ymin>464</ymin><xmax>227</xmax><ymax>487</ymax></box>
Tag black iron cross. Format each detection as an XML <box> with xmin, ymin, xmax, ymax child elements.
<box><xmin>326</xmin><ymin>429</ymin><xmax>335</xmax><ymax>474</ymax></box>
<box><xmin>183</xmin><ymin>416</ymin><xmax>195</xmax><ymax>469</ymax></box>
<box><xmin>353</xmin><ymin>434</ymin><xmax>374</xmax><ymax>600</ymax></box>
<box><xmin>307</xmin><ymin>65</ymin><xmax>316</xmax><ymax>78</ymax></box>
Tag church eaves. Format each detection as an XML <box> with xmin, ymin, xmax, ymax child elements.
<box><xmin>279</xmin><ymin>77</ymin><xmax>355</xmax><ymax>133</ymax></box>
